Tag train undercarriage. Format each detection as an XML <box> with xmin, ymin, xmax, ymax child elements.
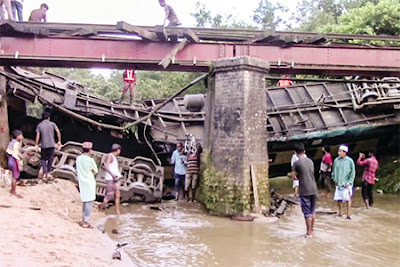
<box><xmin>1</xmin><ymin>66</ymin><xmax>400</xmax><ymax>200</ymax></box>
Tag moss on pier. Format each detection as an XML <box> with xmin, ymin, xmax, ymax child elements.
<box><xmin>198</xmin><ymin>151</ymin><xmax>269</xmax><ymax>216</ymax></box>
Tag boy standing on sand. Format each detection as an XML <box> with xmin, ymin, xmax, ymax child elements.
<box><xmin>6</xmin><ymin>130</ymin><xmax>24</xmax><ymax>198</ymax></box>
<box><xmin>76</xmin><ymin>142</ymin><xmax>98</xmax><ymax>228</ymax></box>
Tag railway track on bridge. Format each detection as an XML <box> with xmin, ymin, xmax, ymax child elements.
<box><xmin>1</xmin><ymin>21</ymin><xmax>400</xmax><ymax>75</ymax></box>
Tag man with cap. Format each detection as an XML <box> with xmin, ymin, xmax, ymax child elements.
<box><xmin>99</xmin><ymin>144</ymin><xmax>122</xmax><ymax>216</ymax></box>
<box><xmin>332</xmin><ymin>145</ymin><xmax>355</xmax><ymax>219</ymax></box>
<box><xmin>76</xmin><ymin>142</ymin><xmax>98</xmax><ymax>228</ymax></box>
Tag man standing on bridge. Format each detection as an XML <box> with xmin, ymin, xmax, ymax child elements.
<box><xmin>0</xmin><ymin>0</ymin><xmax>14</xmax><ymax>20</ymax></box>
<box><xmin>117</xmin><ymin>69</ymin><xmax>136</xmax><ymax>105</ymax></box>
<box><xmin>159</xmin><ymin>0</ymin><xmax>181</xmax><ymax>27</ymax></box>
<box><xmin>332</xmin><ymin>145</ymin><xmax>355</xmax><ymax>219</ymax></box>
<box><xmin>292</xmin><ymin>143</ymin><xmax>318</xmax><ymax>237</ymax></box>
<box><xmin>11</xmin><ymin>0</ymin><xmax>23</xmax><ymax>21</ymax></box>
<box><xmin>28</xmin><ymin>3</ymin><xmax>48</xmax><ymax>22</ymax></box>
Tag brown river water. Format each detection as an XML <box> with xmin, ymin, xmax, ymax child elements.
<box><xmin>104</xmin><ymin>189</ymin><xmax>400</xmax><ymax>267</ymax></box>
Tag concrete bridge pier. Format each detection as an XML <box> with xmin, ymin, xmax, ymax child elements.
<box><xmin>0</xmin><ymin>68</ymin><xmax>10</xmax><ymax>168</ymax></box>
<box><xmin>202</xmin><ymin>56</ymin><xmax>270</xmax><ymax>216</ymax></box>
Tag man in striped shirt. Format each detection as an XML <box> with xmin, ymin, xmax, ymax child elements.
<box><xmin>184</xmin><ymin>144</ymin><xmax>202</xmax><ymax>202</ymax></box>
<box><xmin>357</xmin><ymin>149</ymin><xmax>379</xmax><ymax>209</ymax></box>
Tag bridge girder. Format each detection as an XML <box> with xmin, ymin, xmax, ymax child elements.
<box><xmin>1</xmin><ymin>22</ymin><xmax>400</xmax><ymax>76</ymax></box>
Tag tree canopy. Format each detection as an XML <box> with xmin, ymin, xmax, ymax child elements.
<box><xmin>319</xmin><ymin>0</ymin><xmax>400</xmax><ymax>36</ymax></box>
<box><xmin>45</xmin><ymin>68</ymin><xmax>206</xmax><ymax>102</ymax></box>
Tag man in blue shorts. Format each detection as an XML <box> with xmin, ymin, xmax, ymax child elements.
<box><xmin>292</xmin><ymin>143</ymin><xmax>318</xmax><ymax>237</ymax></box>
<box><xmin>169</xmin><ymin>143</ymin><xmax>187</xmax><ymax>201</ymax></box>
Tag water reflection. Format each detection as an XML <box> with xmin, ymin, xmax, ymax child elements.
<box><xmin>105</xmin><ymin>191</ymin><xmax>400</xmax><ymax>267</ymax></box>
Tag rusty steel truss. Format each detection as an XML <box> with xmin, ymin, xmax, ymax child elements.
<box><xmin>1</xmin><ymin>21</ymin><xmax>400</xmax><ymax>76</ymax></box>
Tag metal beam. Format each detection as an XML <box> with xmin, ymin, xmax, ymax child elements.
<box><xmin>1</xmin><ymin>35</ymin><xmax>400</xmax><ymax>75</ymax></box>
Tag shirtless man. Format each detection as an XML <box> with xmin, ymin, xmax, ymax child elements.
<box><xmin>28</xmin><ymin>3</ymin><xmax>48</xmax><ymax>22</ymax></box>
<box><xmin>99</xmin><ymin>144</ymin><xmax>122</xmax><ymax>215</ymax></box>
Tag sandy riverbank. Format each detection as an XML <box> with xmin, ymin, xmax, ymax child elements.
<box><xmin>0</xmin><ymin>178</ymin><xmax>133</xmax><ymax>267</ymax></box>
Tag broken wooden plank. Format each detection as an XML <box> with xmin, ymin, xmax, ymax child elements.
<box><xmin>243</xmin><ymin>30</ymin><xmax>275</xmax><ymax>44</ymax></box>
<box><xmin>183</xmin><ymin>29</ymin><xmax>199</xmax><ymax>43</ymax></box>
<box><xmin>250</xmin><ymin>164</ymin><xmax>260</xmax><ymax>213</ymax></box>
<box><xmin>276</xmin><ymin>200</ymin><xmax>287</xmax><ymax>215</ymax></box>
<box><xmin>155</xmin><ymin>25</ymin><xmax>168</xmax><ymax>42</ymax></box>
<box><xmin>70</xmin><ymin>27</ymin><xmax>98</xmax><ymax>37</ymax></box>
<box><xmin>168</xmin><ymin>28</ymin><xmax>179</xmax><ymax>43</ymax></box>
<box><xmin>158</xmin><ymin>38</ymin><xmax>189</xmax><ymax>69</ymax></box>
<box><xmin>304</xmin><ymin>34</ymin><xmax>326</xmax><ymax>44</ymax></box>
<box><xmin>117</xmin><ymin>21</ymin><xmax>159</xmax><ymax>41</ymax></box>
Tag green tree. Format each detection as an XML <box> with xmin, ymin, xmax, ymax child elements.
<box><xmin>319</xmin><ymin>0</ymin><xmax>400</xmax><ymax>36</ymax></box>
<box><xmin>253</xmin><ymin>0</ymin><xmax>288</xmax><ymax>30</ymax></box>
<box><xmin>135</xmin><ymin>71</ymin><xmax>206</xmax><ymax>100</ymax></box>
<box><xmin>293</xmin><ymin>0</ymin><xmax>381</xmax><ymax>32</ymax></box>
<box><xmin>45</xmin><ymin>68</ymin><xmax>207</xmax><ymax>102</ymax></box>
<box><xmin>191</xmin><ymin>1</ymin><xmax>255</xmax><ymax>29</ymax></box>
<box><xmin>45</xmin><ymin>68</ymin><xmax>121</xmax><ymax>100</ymax></box>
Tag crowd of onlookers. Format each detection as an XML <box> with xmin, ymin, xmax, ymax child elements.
<box><xmin>0</xmin><ymin>0</ymin><xmax>181</xmax><ymax>25</ymax></box>
<box><xmin>0</xmin><ymin>1</ymin><xmax>48</xmax><ymax>22</ymax></box>
<box><xmin>292</xmin><ymin>143</ymin><xmax>379</xmax><ymax>237</ymax></box>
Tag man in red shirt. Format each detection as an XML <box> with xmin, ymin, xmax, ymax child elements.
<box><xmin>277</xmin><ymin>74</ymin><xmax>293</xmax><ymax>87</ymax></box>
<box><xmin>28</xmin><ymin>3</ymin><xmax>48</xmax><ymax>22</ymax></box>
<box><xmin>357</xmin><ymin>149</ymin><xmax>379</xmax><ymax>209</ymax></box>
<box><xmin>319</xmin><ymin>145</ymin><xmax>333</xmax><ymax>196</ymax></box>
<box><xmin>117</xmin><ymin>69</ymin><xmax>136</xmax><ymax>105</ymax></box>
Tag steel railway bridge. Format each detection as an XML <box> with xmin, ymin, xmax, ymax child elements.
<box><xmin>1</xmin><ymin>21</ymin><xmax>400</xmax><ymax>204</ymax></box>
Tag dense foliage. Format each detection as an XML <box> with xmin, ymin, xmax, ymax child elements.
<box><xmin>45</xmin><ymin>68</ymin><xmax>207</xmax><ymax>102</ymax></box>
<box><xmin>375</xmin><ymin>156</ymin><xmax>400</xmax><ymax>194</ymax></box>
<box><xmin>319</xmin><ymin>0</ymin><xmax>400</xmax><ymax>35</ymax></box>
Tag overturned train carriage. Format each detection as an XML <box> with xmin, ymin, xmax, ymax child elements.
<box><xmin>22</xmin><ymin>141</ymin><xmax>164</xmax><ymax>202</ymax></box>
<box><xmin>2</xmin><ymin>66</ymin><xmax>206</xmax><ymax>202</ymax></box>
<box><xmin>2</xmin><ymin>66</ymin><xmax>400</xmax><ymax>183</ymax></box>
<box><xmin>266</xmin><ymin>78</ymin><xmax>400</xmax><ymax>175</ymax></box>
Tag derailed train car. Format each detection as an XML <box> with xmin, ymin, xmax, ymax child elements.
<box><xmin>2</xmin><ymin>66</ymin><xmax>400</xmax><ymax>191</ymax></box>
<box><xmin>2</xmin><ymin>67</ymin><xmax>204</xmax><ymax>202</ymax></box>
<box><xmin>265</xmin><ymin>77</ymin><xmax>400</xmax><ymax>174</ymax></box>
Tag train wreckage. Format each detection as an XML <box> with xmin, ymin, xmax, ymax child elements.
<box><xmin>1</xmin><ymin>66</ymin><xmax>400</xmax><ymax>202</ymax></box>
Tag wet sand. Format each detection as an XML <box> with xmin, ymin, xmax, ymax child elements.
<box><xmin>0</xmin><ymin>179</ymin><xmax>133</xmax><ymax>267</ymax></box>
